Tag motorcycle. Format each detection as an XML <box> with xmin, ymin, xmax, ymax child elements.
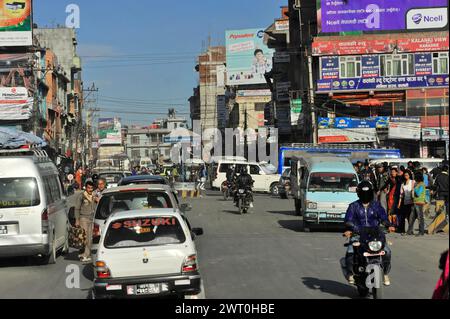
<box><xmin>236</xmin><ymin>188</ymin><xmax>252</xmax><ymax>215</ymax></box>
<box><xmin>345</xmin><ymin>227</ymin><xmax>388</xmax><ymax>299</ymax></box>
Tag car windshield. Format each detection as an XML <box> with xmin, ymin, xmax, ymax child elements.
<box><xmin>104</xmin><ymin>216</ymin><xmax>186</xmax><ymax>248</ymax></box>
<box><xmin>0</xmin><ymin>178</ymin><xmax>40</xmax><ymax>209</ymax></box>
<box><xmin>96</xmin><ymin>191</ymin><xmax>173</xmax><ymax>220</ymax></box>
<box><xmin>308</xmin><ymin>173</ymin><xmax>358</xmax><ymax>193</ymax></box>
<box><xmin>99</xmin><ymin>173</ymin><xmax>124</xmax><ymax>184</ymax></box>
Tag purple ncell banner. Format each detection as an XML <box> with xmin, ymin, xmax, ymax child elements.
<box><xmin>318</xmin><ymin>0</ymin><xmax>449</xmax><ymax>34</ymax></box>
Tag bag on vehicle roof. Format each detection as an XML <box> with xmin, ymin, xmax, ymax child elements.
<box><xmin>68</xmin><ymin>226</ymin><xmax>86</xmax><ymax>250</ymax></box>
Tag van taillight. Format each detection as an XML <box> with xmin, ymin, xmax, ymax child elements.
<box><xmin>96</xmin><ymin>261</ymin><xmax>111</xmax><ymax>279</ymax></box>
<box><xmin>93</xmin><ymin>223</ymin><xmax>100</xmax><ymax>238</ymax></box>
<box><xmin>182</xmin><ymin>255</ymin><xmax>198</xmax><ymax>273</ymax></box>
<box><xmin>41</xmin><ymin>209</ymin><xmax>49</xmax><ymax>221</ymax></box>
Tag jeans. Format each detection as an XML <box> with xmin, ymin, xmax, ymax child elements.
<box><xmin>346</xmin><ymin>239</ymin><xmax>392</xmax><ymax>276</ymax></box>
<box><xmin>408</xmin><ymin>204</ymin><xmax>425</xmax><ymax>235</ymax></box>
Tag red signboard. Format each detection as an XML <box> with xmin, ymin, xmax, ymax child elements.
<box><xmin>313</xmin><ymin>35</ymin><xmax>449</xmax><ymax>56</ymax></box>
<box><xmin>397</xmin><ymin>36</ymin><xmax>450</xmax><ymax>53</ymax></box>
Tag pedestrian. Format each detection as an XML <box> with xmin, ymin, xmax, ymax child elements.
<box><xmin>376</xmin><ymin>164</ymin><xmax>389</xmax><ymax>211</ymax></box>
<box><xmin>398</xmin><ymin>170</ymin><xmax>415</xmax><ymax>235</ymax></box>
<box><xmin>74</xmin><ymin>181</ymin><xmax>96</xmax><ymax>263</ymax></box>
<box><xmin>95</xmin><ymin>178</ymin><xmax>107</xmax><ymax>203</ymax></box>
<box><xmin>75</xmin><ymin>166</ymin><xmax>83</xmax><ymax>190</ymax></box>
<box><xmin>432</xmin><ymin>165</ymin><xmax>449</xmax><ymax>219</ymax></box>
<box><xmin>432</xmin><ymin>250</ymin><xmax>449</xmax><ymax>299</ymax></box>
<box><xmin>382</xmin><ymin>167</ymin><xmax>402</xmax><ymax>228</ymax></box>
<box><xmin>408</xmin><ymin>172</ymin><xmax>426</xmax><ymax>236</ymax></box>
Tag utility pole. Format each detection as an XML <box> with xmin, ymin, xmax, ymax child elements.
<box><xmin>307</xmin><ymin>51</ymin><xmax>317</xmax><ymax>144</ymax></box>
<box><xmin>79</xmin><ymin>83</ymin><xmax>99</xmax><ymax>167</ymax></box>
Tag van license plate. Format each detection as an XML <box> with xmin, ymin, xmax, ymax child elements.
<box><xmin>0</xmin><ymin>226</ymin><xmax>7</xmax><ymax>235</ymax></box>
<box><xmin>328</xmin><ymin>213</ymin><xmax>343</xmax><ymax>219</ymax></box>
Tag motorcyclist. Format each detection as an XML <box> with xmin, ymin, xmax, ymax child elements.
<box><xmin>344</xmin><ymin>181</ymin><xmax>396</xmax><ymax>287</ymax></box>
<box><xmin>234</xmin><ymin>166</ymin><xmax>254</xmax><ymax>208</ymax></box>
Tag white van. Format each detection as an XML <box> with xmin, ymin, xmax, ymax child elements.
<box><xmin>0</xmin><ymin>148</ymin><xmax>69</xmax><ymax>264</ymax></box>
<box><xmin>212</xmin><ymin>160</ymin><xmax>281</xmax><ymax>195</ymax></box>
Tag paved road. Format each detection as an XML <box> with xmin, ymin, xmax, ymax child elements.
<box><xmin>0</xmin><ymin>191</ymin><xmax>448</xmax><ymax>299</ymax></box>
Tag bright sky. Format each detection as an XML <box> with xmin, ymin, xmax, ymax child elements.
<box><xmin>34</xmin><ymin>0</ymin><xmax>285</xmax><ymax>125</ymax></box>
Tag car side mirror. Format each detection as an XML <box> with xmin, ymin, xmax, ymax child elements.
<box><xmin>180</xmin><ymin>203</ymin><xmax>192</xmax><ymax>212</ymax></box>
<box><xmin>191</xmin><ymin>228</ymin><xmax>204</xmax><ymax>240</ymax></box>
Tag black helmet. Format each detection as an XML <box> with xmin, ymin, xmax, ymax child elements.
<box><xmin>357</xmin><ymin>181</ymin><xmax>374</xmax><ymax>204</ymax></box>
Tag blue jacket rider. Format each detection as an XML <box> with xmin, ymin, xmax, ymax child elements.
<box><xmin>344</xmin><ymin>181</ymin><xmax>395</xmax><ymax>286</ymax></box>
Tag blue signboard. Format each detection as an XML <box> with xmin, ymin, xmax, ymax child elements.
<box><xmin>415</xmin><ymin>54</ymin><xmax>433</xmax><ymax>76</ymax></box>
<box><xmin>318</xmin><ymin>117</ymin><xmax>390</xmax><ymax>129</ymax></box>
<box><xmin>317</xmin><ymin>74</ymin><xmax>449</xmax><ymax>92</ymax></box>
<box><xmin>362</xmin><ymin>56</ymin><xmax>380</xmax><ymax>78</ymax></box>
<box><xmin>320</xmin><ymin>57</ymin><xmax>339</xmax><ymax>80</ymax></box>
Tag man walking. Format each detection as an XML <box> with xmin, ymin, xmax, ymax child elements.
<box><xmin>433</xmin><ymin>165</ymin><xmax>449</xmax><ymax>220</ymax></box>
<box><xmin>75</xmin><ymin>181</ymin><xmax>96</xmax><ymax>263</ymax></box>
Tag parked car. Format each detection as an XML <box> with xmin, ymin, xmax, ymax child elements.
<box><xmin>278</xmin><ymin>168</ymin><xmax>291</xmax><ymax>199</ymax></box>
<box><xmin>212</xmin><ymin>160</ymin><xmax>281</xmax><ymax>195</ymax></box>
<box><xmin>0</xmin><ymin>148</ymin><xmax>69</xmax><ymax>264</ymax></box>
<box><xmin>290</xmin><ymin>156</ymin><xmax>359</xmax><ymax>232</ymax></box>
<box><xmin>91</xmin><ymin>185</ymin><xmax>191</xmax><ymax>260</ymax></box>
<box><xmin>92</xmin><ymin>209</ymin><xmax>204</xmax><ymax>299</ymax></box>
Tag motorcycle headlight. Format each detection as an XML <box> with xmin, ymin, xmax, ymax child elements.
<box><xmin>368</xmin><ymin>241</ymin><xmax>383</xmax><ymax>252</ymax></box>
<box><xmin>239</xmin><ymin>189</ymin><xmax>245</xmax><ymax>194</ymax></box>
<box><xmin>307</xmin><ymin>202</ymin><xmax>318</xmax><ymax>210</ymax></box>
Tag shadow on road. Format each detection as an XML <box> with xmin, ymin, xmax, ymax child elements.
<box><xmin>82</xmin><ymin>263</ymin><xmax>95</xmax><ymax>282</ymax></box>
<box><xmin>302</xmin><ymin>277</ymin><xmax>356</xmax><ymax>299</ymax></box>
<box><xmin>268</xmin><ymin>210</ymin><xmax>297</xmax><ymax>217</ymax></box>
<box><xmin>278</xmin><ymin>220</ymin><xmax>303</xmax><ymax>232</ymax></box>
<box><xmin>0</xmin><ymin>257</ymin><xmax>33</xmax><ymax>268</ymax></box>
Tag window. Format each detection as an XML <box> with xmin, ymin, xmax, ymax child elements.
<box><xmin>131</xmin><ymin>135</ymin><xmax>140</xmax><ymax>145</ymax></box>
<box><xmin>104</xmin><ymin>216</ymin><xmax>186</xmax><ymax>249</ymax></box>
<box><xmin>250</xmin><ymin>165</ymin><xmax>261</xmax><ymax>175</ymax></box>
<box><xmin>340</xmin><ymin>56</ymin><xmax>361</xmax><ymax>78</ymax></box>
<box><xmin>381</xmin><ymin>54</ymin><xmax>414</xmax><ymax>76</ymax></box>
<box><xmin>308</xmin><ymin>173</ymin><xmax>358</xmax><ymax>192</ymax></box>
<box><xmin>96</xmin><ymin>191</ymin><xmax>174</xmax><ymax>220</ymax></box>
<box><xmin>145</xmin><ymin>149</ymin><xmax>150</xmax><ymax>157</ymax></box>
<box><xmin>426</xmin><ymin>98</ymin><xmax>447</xmax><ymax>116</ymax></box>
<box><xmin>131</xmin><ymin>150</ymin><xmax>140</xmax><ymax>159</ymax></box>
<box><xmin>49</xmin><ymin>176</ymin><xmax>61</xmax><ymax>202</ymax></box>
<box><xmin>433</xmin><ymin>52</ymin><xmax>449</xmax><ymax>75</ymax></box>
<box><xmin>407</xmin><ymin>99</ymin><xmax>425</xmax><ymax>117</ymax></box>
<box><xmin>0</xmin><ymin>178</ymin><xmax>40</xmax><ymax>208</ymax></box>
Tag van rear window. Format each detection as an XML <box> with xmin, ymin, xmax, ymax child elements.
<box><xmin>0</xmin><ymin>178</ymin><xmax>40</xmax><ymax>208</ymax></box>
<box><xmin>104</xmin><ymin>217</ymin><xmax>186</xmax><ymax>248</ymax></box>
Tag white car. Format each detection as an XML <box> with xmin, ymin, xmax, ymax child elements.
<box><xmin>98</xmin><ymin>171</ymin><xmax>129</xmax><ymax>189</ymax></box>
<box><xmin>92</xmin><ymin>209</ymin><xmax>204</xmax><ymax>299</ymax></box>
<box><xmin>212</xmin><ymin>160</ymin><xmax>281</xmax><ymax>195</ymax></box>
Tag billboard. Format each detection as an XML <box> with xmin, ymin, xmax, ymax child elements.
<box><xmin>317</xmin><ymin>53</ymin><xmax>450</xmax><ymax>92</ymax></box>
<box><xmin>317</xmin><ymin>0</ymin><xmax>449</xmax><ymax>34</ymax></box>
<box><xmin>319</xmin><ymin>128</ymin><xmax>377</xmax><ymax>144</ymax></box>
<box><xmin>318</xmin><ymin>117</ymin><xmax>390</xmax><ymax>129</ymax></box>
<box><xmin>0</xmin><ymin>0</ymin><xmax>33</xmax><ymax>46</ymax></box>
<box><xmin>0</xmin><ymin>87</ymin><xmax>33</xmax><ymax>120</ymax></box>
<box><xmin>226</xmin><ymin>28</ymin><xmax>274</xmax><ymax>85</ymax></box>
<box><xmin>388</xmin><ymin>117</ymin><xmax>421</xmax><ymax>140</ymax></box>
<box><xmin>98</xmin><ymin>118</ymin><xmax>122</xmax><ymax>146</ymax></box>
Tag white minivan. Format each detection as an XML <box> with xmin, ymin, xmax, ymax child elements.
<box><xmin>0</xmin><ymin>148</ymin><xmax>69</xmax><ymax>264</ymax></box>
<box><xmin>212</xmin><ymin>160</ymin><xmax>281</xmax><ymax>195</ymax></box>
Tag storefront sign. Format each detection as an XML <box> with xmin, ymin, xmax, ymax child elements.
<box><xmin>318</xmin><ymin>117</ymin><xmax>389</xmax><ymax>129</ymax></box>
<box><xmin>312</xmin><ymin>35</ymin><xmax>449</xmax><ymax>56</ymax></box>
<box><xmin>320</xmin><ymin>57</ymin><xmax>339</xmax><ymax>80</ymax></box>
<box><xmin>317</xmin><ymin>75</ymin><xmax>449</xmax><ymax>92</ymax></box>
<box><xmin>290</xmin><ymin>99</ymin><xmax>302</xmax><ymax>126</ymax></box>
<box><xmin>361</xmin><ymin>56</ymin><xmax>380</xmax><ymax>78</ymax></box>
<box><xmin>415</xmin><ymin>54</ymin><xmax>433</xmax><ymax>76</ymax></box>
<box><xmin>422</xmin><ymin>127</ymin><xmax>449</xmax><ymax>141</ymax></box>
<box><xmin>318</xmin><ymin>128</ymin><xmax>377</xmax><ymax>144</ymax></box>
<box><xmin>388</xmin><ymin>117</ymin><xmax>421</xmax><ymax>140</ymax></box>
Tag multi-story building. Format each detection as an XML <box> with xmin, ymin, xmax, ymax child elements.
<box><xmin>34</xmin><ymin>27</ymin><xmax>83</xmax><ymax>159</ymax></box>
<box><xmin>287</xmin><ymin>0</ymin><xmax>449</xmax><ymax>158</ymax></box>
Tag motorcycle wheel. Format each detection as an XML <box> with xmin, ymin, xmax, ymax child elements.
<box><xmin>238</xmin><ymin>199</ymin><xmax>244</xmax><ymax>215</ymax></box>
<box><xmin>372</xmin><ymin>270</ymin><xmax>384</xmax><ymax>300</ymax></box>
